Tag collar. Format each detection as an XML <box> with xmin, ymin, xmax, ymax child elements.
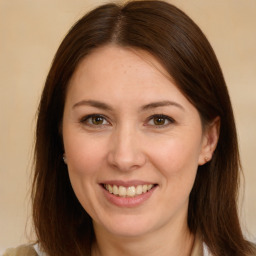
<box><xmin>191</xmin><ymin>232</ymin><xmax>211</xmax><ymax>256</ymax></box>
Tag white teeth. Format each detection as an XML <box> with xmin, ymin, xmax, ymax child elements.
<box><xmin>127</xmin><ymin>186</ymin><xmax>136</xmax><ymax>197</ymax></box>
<box><xmin>147</xmin><ymin>184</ymin><xmax>153</xmax><ymax>190</ymax></box>
<box><xmin>136</xmin><ymin>185</ymin><xmax>143</xmax><ymax>195</ymax></box>
<box><xmin>142</xmin><ymin>185</ymin><xmax>148</xmax><ymax>193</ymax></box>
<box><xmin>119</xmin><ymin>186</ymin><xmax>126</xmax><ymax>197</ymax></box>
<box><xmin>113</xmin><ymin>185</ymin><xmax>118</xmax><ymax>195</ymax></box>
<box><xmin>104</xmin><ymin>184</ymin><xmax>155</xmax><ymax>197</ymax></box>
<box><xmin>107</xmin><ymin>184</ymin><xmax>113</xmax><ymax>194</ymax></box>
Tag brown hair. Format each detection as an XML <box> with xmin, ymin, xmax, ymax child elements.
<box><xmin>32</xmin><ymin>1</ymin><xmax>255</xmax><ymax>255</ymax></box>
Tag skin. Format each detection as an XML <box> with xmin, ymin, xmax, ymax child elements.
<box><xmin>62</xmin><ymin>45</ymin><xmax>219</xmax><ymax>256</ymax></box>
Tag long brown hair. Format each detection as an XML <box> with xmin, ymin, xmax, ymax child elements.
<box><xmin>32</xmin><ymin>1</ymin><xmax>255</xmax><ymax>255</ymax></box>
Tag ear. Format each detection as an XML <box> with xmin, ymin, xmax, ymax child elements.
<box><xmin>198</xmin><ymin>117</ymin><xmax>220</xmax><ymax>166</ymax></box>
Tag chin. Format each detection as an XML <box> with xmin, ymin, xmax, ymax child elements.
<box><xmin>108</xmin><ymin>224</ymin><xmax>153</xmax><ymax>238</ymax></box>
<box><xmin>95</xmin><ymin>213</ymin><xmax>160</xmax><ymax>238</ymax></box>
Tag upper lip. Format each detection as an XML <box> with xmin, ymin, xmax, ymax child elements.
<box><xmin>100</xmin><ymin>180</ymin><xmax>157</xmax><ymax>187</ymax></box>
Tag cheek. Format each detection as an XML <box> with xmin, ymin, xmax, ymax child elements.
<box><xmin>151</xmin><ymin>138</ymin><xmax>201</xmax><ymax>171</ymax></box>
<box><xmin>64</xmin><ymin>133</ymin><xmax>106</xmax><ymax>176</ymax></box>
<box><xmin>148</xmin><ymin>134</ymin><xmax>202</xmax><ymax>194</ymax></box>
<box><xmin>150</xmin><ymin>138</ymin><xmax>201</xmax><ymax>210</ymax></box>
<box><xmin>63</xmin><ymin>134</ymin><xmax>106</xmax><ymax>216</ymax></box>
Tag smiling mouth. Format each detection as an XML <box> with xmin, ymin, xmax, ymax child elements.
<box><xmin>103</xmin><ymin>184</ymin><xmax>157</xmax><ymax>198</ymax></box>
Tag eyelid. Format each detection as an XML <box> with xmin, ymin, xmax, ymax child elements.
<box><xmin>80</xmin><ymin>114</ymin><xmax>111</xmax><ymax>126</ymax></box>
<box><xmin>146</xmin><ymin>114</ymin><xmax>175</xmax><ymax>127</ymax></box>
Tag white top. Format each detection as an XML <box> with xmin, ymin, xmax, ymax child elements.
<box><xmin>33</xmin><ymin>244</ymin><xmax>47</xmax><ymax>256</ymax></box>
<box><xmin>203</xmin><ymin>243</ymin><xmax>211</xmax><ymax>256</ymax></box>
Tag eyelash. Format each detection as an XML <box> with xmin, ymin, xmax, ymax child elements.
<box><xmin>80</xmin><ymin>114</ymin><xmax>110</xmax><ymax>127</ymax></box>
<box><xmin>80</xmin><ymin>114</ymin><xmax>175</xmax><ymax>128</ymax></box>
<box><xmin>146</xmin><ymin>114</ymin><xmax>175</xmax><ymax>128</ymax></box>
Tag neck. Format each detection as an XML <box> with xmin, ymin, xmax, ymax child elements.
<box><xmin>91</xmin><ymin>217</ymin><xmax>194</xmax><ymax>256</ymax></box>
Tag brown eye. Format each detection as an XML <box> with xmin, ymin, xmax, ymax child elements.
<box><xmin>91</xmin><ymin>116</ymin><xmax>104</xmax><ymax>125</ymax></box>
<box><xmin>81</xmin><ymin>115</ymin><xmax>109</xmax><ymax>126</ymax></box>
<box><xmin>153</xmin><ymin>117</ymin><xmax>166</xmax><ymax>125</ymax></box>
<box><xmin>147</xmin><ymin>114</ymin><xmax>174</xmax><ymax>127</ymax></box>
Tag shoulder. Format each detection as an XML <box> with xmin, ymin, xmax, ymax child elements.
<box><xmin>3</xmin><ymin>245</ymin><xmax>38</xmax><ymax>256</ymax></box>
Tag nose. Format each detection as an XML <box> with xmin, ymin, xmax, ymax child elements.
<box><xmin>107</xmin><ymin>125</ymin><xmax>146</xmax><ymax>172</ymax></box>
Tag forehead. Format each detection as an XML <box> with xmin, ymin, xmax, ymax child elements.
<box><xmin>67</xmin><ymin>44</ymin><xmax>177</xmax><ymax>95</ymax></box>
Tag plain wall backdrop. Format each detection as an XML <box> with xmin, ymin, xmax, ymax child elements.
<box><xmin>0</xmin><ymin>0</ymin><xmax>255</xmax><ymax>253</ymax></box>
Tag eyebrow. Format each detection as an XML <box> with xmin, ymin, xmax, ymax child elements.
<box><xmin>140</xmin><ymin>100</ymin><xmax>185</xmax><ymax>111</ymax></box>
<box><xmin>72</xmin><ymin>100</ymin><xmax>114</xmax><ymax>111</ymax></box>
<box><xmin>72</xmin><ymin>99</ymin><xmax>184</xmax><ymax>111</ymax></box>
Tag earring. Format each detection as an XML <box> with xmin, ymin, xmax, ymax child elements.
<box><xmin>63</xmin><ymin>154</ymin><xmax>67</xmax><ymax>164</ymax></box>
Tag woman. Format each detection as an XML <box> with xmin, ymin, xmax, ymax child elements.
<box><xmin>4</xmin><ymin>1</ymin><xmax>256</xmax><ymax>255</ymax></box>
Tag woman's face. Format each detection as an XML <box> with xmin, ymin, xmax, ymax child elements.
<box><xmin>62</xmin><ymin>45</ymin><xmax>214</xmax><ymax>238</ymax></box>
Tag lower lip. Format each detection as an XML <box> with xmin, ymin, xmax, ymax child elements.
<box><xmin>101</xmin><ymin>185</ymin><xmax>157</xmax><ymax>208</ymax></box>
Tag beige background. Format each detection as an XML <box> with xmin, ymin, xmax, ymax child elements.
<box><xmin>0</xmin><ymin>0</ymin><xmax>255</xmax><ymax>253</ymax></box>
